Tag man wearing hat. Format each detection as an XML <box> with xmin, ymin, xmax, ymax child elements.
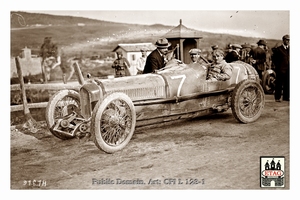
<box><xmin>225</xmin><ymin>44</ymin><xmax>242</xmax><ymax>63</ymax></box>
<box><xmin>211</xmin><ymin>45</ymin><xmax>219</xmax><ymax>51</ymax></box>
<box><xmin>143</xmin><ymin>38</ymin><xmax>170</xmax><ymax>74</ymax></box>
<box><xmin>272</xmin><ymin>34</ymin><xmax>290</xmax><ymax>102</ymax></box>
<box><xmin>249</xmin><ymin>39</ymin><xmax>267</xmax><ymax>79</ymax></box>
<box><xmin>112</xmin><ymin>50</ymin><xmax>131</xmax><ymax>77</ymax></box>
<box><xmin>136</xmin><ymin>47</ymin><xmax>148</xmax><ymax>74</ymax></box>
<box><xmin>189</xmin><ymin>48</ymin><xmax>208</xmax><ymax>66</ymax></box>
<box><xmin>189</xmin><ymin>48</ymin><xmax>201</xmax><ymax>63</ymax></box>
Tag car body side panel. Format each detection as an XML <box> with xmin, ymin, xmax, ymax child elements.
<box><xmin>157</xmin><ymin>61</ymin><xmax>251</xmax><ymax>96</ymax></box>
<box><xmin>96</xmin><ymin>74</ymin><xmax>167</xmax><ymax>101</ymax></box>
<box><xmin>84</xmin><ymin>61</ymin><xmax>257</xmax><ymax>126</ymax></box>
<box><xmin>158</xmin><ymin>63</ymin><xmax>207</xmax><ymax>97</ymax></box>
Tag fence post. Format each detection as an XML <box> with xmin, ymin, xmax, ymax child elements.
<box><xmin>15</xmin><ymin>56</ymin><xmax>39</xmax><ymax>131</ymax></box>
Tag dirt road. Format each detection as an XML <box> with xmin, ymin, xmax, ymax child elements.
<box><xmin>10</xmin><ymin>94</ymin><xmax>290</xmax><ymax>190</ymax></box>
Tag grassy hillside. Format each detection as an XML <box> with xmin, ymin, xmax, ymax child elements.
<box><xmin>11</xmin><ymin>11</ymin><xmax>281</xmax><ymax>58</ymax></box>
<box><xmin>11</xmin><ymin>11</ymin><xmax>174</xmax><ymax>57</ymax></box>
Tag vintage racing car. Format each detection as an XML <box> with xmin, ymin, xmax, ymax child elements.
<box><xmin>45</xmin><ymin>59</ymin><xmax>265</xmax><ymax>153</ymax></box>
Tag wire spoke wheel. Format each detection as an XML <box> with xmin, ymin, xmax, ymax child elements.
<box><xmin>91</xmin><ymin>93</ymin><xmax>136</xmax><ymax>153</ymax></box>
<box><xmin>238</xmin><ymin>87</ymin><xmax>262</xmax><ymax>118</ymax></box>
<box><xmin>231</xmin><ymin>80</ymin><xmax>265</xmax><ymax>123</ymax></box>
<box><xmin>46</xmin><ymin>90</ymin><xmax>80</xmax><ymax>139</ymax></box>
<box><xmin>53</xmin><ymin>96</ymin><xmax>80</xmax><ymax>118</ymax></box>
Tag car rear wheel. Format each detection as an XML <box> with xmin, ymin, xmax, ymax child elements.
<box><xmin>91</xmin><ymin>92</ymin><xmax>136</xmax><ymax>153</ymax></box>
<box><xmin>231</xmin><ymin>79</ymin><xmax>265</xmax><ymax>123</ymax></box>
<box><xmin>45</xmin><ymin>90</ymin><xmax>81</xmax><ymax>140</ymax></box>
<box><xmin>262</xmin><ymin>69</ymin><xmax>276</xmax><ymax>94</ymax></box>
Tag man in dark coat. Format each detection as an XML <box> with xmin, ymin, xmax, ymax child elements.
<box><xmin>225</xmin><ymin>44</ymin><xmax>242</xmax><ymax>63</ymax></box>
<box><xmin>249</xmin><ymin>39</ymin><xmax>267</xmax><ymax>79</ymax></box>
<box><xmin>272</xmin><ymin>34</ymin><xmax>290</xmax><ymax>102</ymax></box>
<box><xmin>143</xmin><ymin>38</ymin><xmax>170</xmax><ymax>74</ymax></box>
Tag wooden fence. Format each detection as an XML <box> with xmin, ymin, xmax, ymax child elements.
<box><xmin>11</xmin><ymin>56</ymin><xmax>83</xmax><ymax>115</ymax></box>
<box><xmin>10</xmin><ymin>82</ymin><xmax>81</xmax><ymax>112</ymax></box>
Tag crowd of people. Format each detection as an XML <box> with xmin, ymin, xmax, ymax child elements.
<box><xmin>135</xmin><ymin>36</ymin><xmax>289</xmax><ymax>102</ymax></box>
<box><xmin>40</xmin><ymin>34</ymin><xmax>289</xmax><ymax>102</ymax></box>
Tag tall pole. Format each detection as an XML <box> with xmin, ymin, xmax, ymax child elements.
<box><xmin>15</xmin><ymin>56</ymin><xmax>37</xmax><ymax>130</ymax></box>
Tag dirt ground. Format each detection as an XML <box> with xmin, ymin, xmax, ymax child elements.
<box><xmin>10</xmin><ymin>94</ymin><xmax>290</xmax><ymax>190</ymax></box>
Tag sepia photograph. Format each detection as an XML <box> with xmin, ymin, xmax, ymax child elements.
<box><xmin>4</xmin><ymin>0</ymin><xmax>299</xmax><ymax>198</ymax></box>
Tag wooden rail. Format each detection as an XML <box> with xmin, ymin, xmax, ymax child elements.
<box><xmin>10</xmin><ymin>82</ymin><xmax>81</xmax><ymax>112</ymax></box>
<box><xmin>11</xmin><ymin>102</ymin><xmax>48</xmax><ymax>112</ymax></box>
<box><xmin>11</xmin><ymin>82</ymin><xmax>81</xmax><ymax>91</ymax></box>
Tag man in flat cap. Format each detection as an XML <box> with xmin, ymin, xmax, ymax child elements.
<box><xmin>143</xmin><ymin>38</ymin><xmax>170</xmax><ymax>74</ymax></box>
<box><xmin>112</xmin><ymin>50</ymin><xmax>131</xmax><ymax>77</ymax></box>
<box><xmin>188</xmin><ymin>48</ymin><xmax>208</xmax><ymax>78</ymax></box>
<box><xmin>189</xmin><ymin>48</ymin><xmax>201</xmax><ymax>63</ymax></box>
<box><xmin>249</xmin><ymin>39</ymin><xmax>267</xmax><ymax>79</ymax></box>
<box><xmin>272</xmin><ymin>34</ymin><xmax>290</xmax><ymax>102</ymax></box>
<box><xmin>189</xmin><ymin>48</ymin><xmax>208</xmax><ymax>66</ymax></box>
<box><xmin>225</xmin><ymin>44</ymin><xmax>242</xmax><ymax>63</ymax></box>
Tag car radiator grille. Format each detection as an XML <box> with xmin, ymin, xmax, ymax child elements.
<box><xmin>105</xmin><ymin>86</ymin><xmax>166</xmax><ymax>101</ymax></box>
<box><xmin>80</xmin><ymin>88</ymin><xmax>92</xmax><ymax>118</ymax></box>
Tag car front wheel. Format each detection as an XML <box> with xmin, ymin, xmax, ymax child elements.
<box><xmin>91</xmin><ymin>92</ymin><xmax>136</xmax><ymax>153</ymax></box>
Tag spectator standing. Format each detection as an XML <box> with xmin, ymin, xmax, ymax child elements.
<box><xmin>225</xmin><ymin>44</ymin><xmax>242</xmax><ymax>63</ymax></box>
<box><xmin>39</xmin><ymin>37</ymin><xmax>58</xmax><ymax>83</ymax></box>
<box><xmin>51</xmin><ymin>48</ymin><xmax>75</xmax><ymax>84</ymax></box>
<box><xmin>112</xmin><ymin>50</ymin><xmax>131</xmax><ymax>77</ymax></box>
<box><xmin>40</xmin><ymin>37</ymin><xmax>57</xmax><ymax>60</ymax></box>
<box><xmin>249</xmin><ymin>39</ymin><xmax>267</xmax><ymax>79</ymax></box>
<box><xmin>207</xmin><ymin>49</ymin><xmax>233</xmax><ymax>81</ymax></box>
<box><xmin>240</xmin><ymin>43</ymin><xmax>252</xmax><ymax>64</ymax></box>
<box><xmin>143</xmin><ymin>38</ymin><xmax>170</xmax><ymax>74</ymax></box>
<box><xmin>272</xmin><ymin>34</ymin><xmax>290</xmax><ymax>102</ymax></box>
<box><xmin>264</xmin><ymin>46</ymin><xmax>272</xmax><ymax>70</ymax></box>
<box><xmin>136</xmin><ymin>47</ymin><xmax>148</xmax><ymax>74</ymax></box>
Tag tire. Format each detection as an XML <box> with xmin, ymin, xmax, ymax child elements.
<box><xmin>91</xmin><ymin>92</ymin><xmax>136</xmax><ymax>153</ymax></box>
<box><xmin>45</xmin><ymin>90</ymin><xmax>81</xmax><ymax>140</ymax></box>
<box><xmin>262</xmin><ymin>69</ymin><xmax>276</xmax><ymax>94</ymax></box>
<box><xmin>231</xmin><ymin>79</ymin><xmax>265</xmax><ymax>123</ymax></box>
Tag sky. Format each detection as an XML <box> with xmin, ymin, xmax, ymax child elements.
<box><xmin>24</xmin><ymin>10</ymin><xmax>289</xmax><ymax>40</ymax></box>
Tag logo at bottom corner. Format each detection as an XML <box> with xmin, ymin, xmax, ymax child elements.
<box><xmin>260</xmin><ymin>156</ymin><xmax>285</xmax><ymax>187</ymax></box>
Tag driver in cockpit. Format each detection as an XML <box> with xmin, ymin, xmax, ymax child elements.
<box><xmin>207</xmin><ymin>49</ymin><xmax>233</xmax><ymax>81</ymax></box>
